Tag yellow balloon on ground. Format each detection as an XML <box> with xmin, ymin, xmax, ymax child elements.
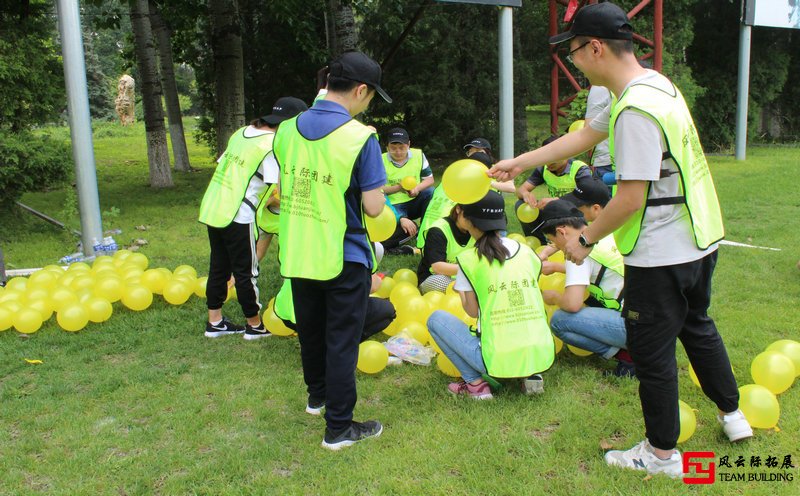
<box><xmin>121</xmin><ymin>285</ymin><xmax>153</xmax><ymax>311</ymax></box>
<box><xmin>194</xmin><ymin>276</ymin><xmax>208</xmax><ymax>298</ymax></box>
<box><xmin>263</xmin><ymin>299</ymin><xmax>294</xmax><ymax>336</ymax></box>
<box><xmin>687</xmin><ymin>363</ymin><xmax>735</xmax><ymax>388</ymax></box>
<box><xmin>677</xmin><ymin>400</ymin><xmax>697</xmax><ymax>444</ymax></box>
<box><xmin>739</xmin><ymin>384</ymin><xmax>780</xmax><ymax>429</ymax></box>
<box><xmin>400</xmin><ymin>175</ymin><xmax>418</xmax><ymax>190</ymax></box>
<box><xmin>517</xmin><ymin>203</ymin><xmax>540</xmax><ymax>223</ymax></box>
<box><xmin>113</xmin><ymin>249</ymin><xmax>132</xmax><ymax>261</ymax></box>
<box><xmin>393</xmin><ymin>268</ymin><xmax>418</xmax><ymax>287</ymax></box>
<box><xmin>126</xmin><ymin>252</ymin><xmax>149</xmax><ymax>271</ymax></box>
<box><xmin>395</xmin><ymin>295</ymin><xmax>430</xmax><ymax>326</ymax></box>
<box><xmin>226</xmin><ymin>286</ymin><xmax>237</xmax><ymax>302</ymax></box>
<box><xmin>382</xmin><ymin>318</ymin><xmax>399</xmax><ymax>337</ymax></box>
<box><xmin>0</xmin><ymin>307</ymin><xmax>15</xmax><ymax>331</ymax></box>
<box><xmin>92</xmin><ymin>255</ymin><xmax>114</xmax><ymax>267</ymax></box>
<box><xmin>141</xmin><ymin>269</ymin><xmax>168</xmax><ymax>295</ymax></box>
<box><xmin>173</xmin><ymin>264</ymin><xmax>198</xmax><ymax>279</ymax></box>
<box><xmin>93</xmin><ymin>276</ymin><xmax>124</xmax><ymax>303</ymax></box>
<box><xmin>85</xmin><ymin>297</ymin><xmax>113</xmax><ymax>323</ymax></box>
<box><xmin>441</xmin><ymin>294</ymin><xmax>465</xmax><ymax>318</ymax></box>
<box><xmin>423</xmin><ymin>290</ymin><xmax>445</xmax><ymax>309</ymax></box>
<box><xmin>766</xmin><ymin>340</ymin><xmax>800</xmax><ymax>377</ymax></box>
<box><xmin>568</xmin><ymin>344</ymin><xmax>593</xmax><ymax>357</ymax></box>
<box><xmin>57</xmin><ymin>303</ymin><xmax>89</xmax><ymax>332</ymax></box>
<box><xmin>50</xmin><ymin>288</ymin><xmax>78</xmax><ymax>312</ymax></box>
<box><xmin>28</xmin><ymin>270</ymin><xmax>57</xmax><ymax>289</ymax></box>
<box><xmin>357</xmin><ymin>341</ymin><xmax>389</xmax><ymax>374</ymax></box>
<box><xmin>28</xmin><ymin>299</ymin><xmax>53</xmax><ymax>322</ymax></box>
<box><xmin>0</xmin><ymin>290</ymin><xmax>24</xmax><ymax>305</ymax></box>
<box><xmin>70</xmin><ymin>274</ymin><xmax>95</xmax><ymax>292</ymax></box>
<box><xmin>429</xmin><ymin>334</ymin><xmax>442</xmax><ymax>354</ymax></box>
<box><xmin>67</xmin><ymin>262</ymin><xmax>91</xmax><ymax>273</ymax></box>
<box><xmin>568</xmin><ymin>119</ymin><xmax>585</xmax><ymax>133</ymax></box>
<box><xmin>14</xmin><ymin>309</ymin><xmax>43</xmax><ymax>334</ymax></box>
<box><xmin>437</xmin><ymin>354</ymin><xmax>461</xmax><ymax>378</ymax></box>
<box><xmin>553</xmin><ymin>334</ymin><xmax>563</xmax><ymax>354</ymax></box>
<box><xmin>397</xmin><ymin>321</ymin><xmax>430</xmax><ymax>345</ymax></box>
<box><xmin>751</xmin><ymin>351</ymin><xmax>795</xmax><ymax>394</ymax></box>
<box><xmin>441</xmin><ymin>159</ymin><xmax>492</xmax><ymax>204</ymax></box>
<box><xmin>163</xmin><ymin>280</ymin><xmax>192</xmax><ymax>305</ymax></box>
<box><xmin>6</xmin><ymin>277</ymin><xmax>28</xmax><ymax>292</ymax></box>
<box><xmin>389</xmin><ymin>282</ymin><xmax>420</xmax><ymax>307</ymax></box>
<box><xmin>2</xmin><ymin>301</ymin><xmax>23</xmax><ymax>314</ymax></box>
<box><xmin>365</xmin><ymin>205</ymin><xmax>397</xmax><ymax>243</ymax></box>
<box><xmin>376</xmin><ymin>276</ymin><xmax>396</xmax><ymax>299</ymax></box>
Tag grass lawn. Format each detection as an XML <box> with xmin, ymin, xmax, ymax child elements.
<box><xmin>0</xmin><ymin>122</ymin><xmax>798</xmax><ymax>495</ymax></box>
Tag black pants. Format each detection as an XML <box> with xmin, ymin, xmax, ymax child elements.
<box><xmin>623</xmin><ymin>251</ymin><xmax>739</xmax><ymax>450</ymax></box>
<box><xmin>206</xmin><ymin>222</ymin><xmax>261</xmax><ymax>318</ymax></box>
<box><xmin>383</xmin><ymin>190</ymin><xmax>433</xmax><ymax>249</ymax></box>
<box><xmin>291</xmin><ymin>262</ymin><xmax>372</xmax><ymax>432</ymax></box>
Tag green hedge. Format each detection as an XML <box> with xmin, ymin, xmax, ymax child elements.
<box><xmin>0</xmin><ymin>131</ymin><xmax>72</xmax><ymax>206</ymax></box>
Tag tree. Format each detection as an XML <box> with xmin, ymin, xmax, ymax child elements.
<box><xmin>149</xmin><ymin>0</ymin><xmax>191</xmax><ymax>171</ymax></box>
<box><xmin>129</xmin><ymin>0</ymin><xmax>173</xmax><ymax>187</ymax></box>
<box><xmin>326</xmin><ymin>0</ymin><xmax>358</xmax><ymax>56</ymax></box>
<box><xmin>209</xmin><ymin>0</ymin><xmax>245</xmax><ymax>155</ymax></box>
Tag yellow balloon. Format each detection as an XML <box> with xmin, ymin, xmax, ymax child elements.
<box><xmin>389</xmin><ymin>282</ymin><xmax>420</xmax><ymax>307</ymax></box>
<box><xmin>382</xmin><ymin>318</ymin><xmax>399</xmax><ymax>337</ymax></box>
<box><xmin>0</xmin><ymin>306</ymin><xmax>14</xmax><ymax>331</ymax></box>
<box><xmin>400</xmin><ymin>175</ymin><xmax>418</xmax><ymax>190</ymax></box>
<box><xmin>67</xmin><ymin>262</ymin><xmax>91</xmax><ymax>273</ymax></box>
<box><xmin>422</xmin><ymin>290</ymin><xmax>445</xmax><ymax>309</ymax></box>
<box><xmin>6</xmin><ymin>277</ymin><xmax>28</xmax><ymax>292</ymax></box>
<box><xmin>28</xmin><ymin>299</ymin><xmax>53</xmax><ymax>322</ymax></box>
<box><xmin>539</xmin><ymin>273</ymin><xmax>566</xmax><ymax>292</ymax></box>
<box><xmin>141</xmin><ymin>269</ymin><xmax>168</xmax><ymax>295</ymax></box>
<box><xmin>126</xmin><ymin>252</ymin><xmax>149</xmax><ymax>271</ymax></box>
<box><xmin>568</xmin><ymin>119</ymin><xmax>585</xmax><ymax>133</ymax></box>
<box><xmin>365</xmin><ymin>205</ymin><xmax>397</xmax><ymax>243</ymax></box>
<box><xmin>0</xmin><ymin>289</ymin><xmax>24</xmax><ymax>305</ymax></box>
<box><xmin>552</xmin><ymin>334</ymin><xmax>563</xmax><ymax>354</ymax></box>
<box><xmin>157</xmin><ymin>267</ymin><xmax>173</xmax><ymax>280</ymax></box>
<box><xmin>441</xmin><ymin>294</ymin><xmax>465</xmax><ymax>318</ymax></box>
<box><xmin>545</xmin><ymin>304</ymin><xmax>558</xmax><ymax>322</ymax></box>
<box><xmin>677</xmin><ymin>400</ymin><xmax>697</xmax><ymax>444</ymax></box>
<box><xmin>507</xmin><ymin>233</ymin><xmax>527</xmax><ymax>244</ymax></box>
<box><xmin>28</xmin><ymin>270</ymin><xmax>57</xmax><ymax>290</ymax></box>
<box><xmin>173</xmin><ymin>264</ymin><xmax>198</xmax><ymax>279</ymax></box>
<box><xmin>2</xmin><ymin>301</ymin><xmax>23</xmax><ymax>314</ymax></box>
<box><xmin>121</xmin><ymin>285</ymin><xmax>153</xmax><ymax>311</ymax></box>
<box><xmin>226</xmin><ymin>286</ymin><xmax>237</xmax><ymax>302</ymax></box>
<box><xmin>50</xmin><ymin>287</ymin><xmax>78</xmax><ymax>312</ymax></box>
<box><xmin>357</xmin><ymin>341</ymin><xmax>389</xmax><ymax>374</ymax></box>
<box><xmin>516</xmin><ymin>203</ymin><xmax>540</xmax><ymax>223</ymax></box>
<box><xmin>393</xmin><ymin>268</ymin><xmax>418</xmax><ymax>287</ymax></box>
<box><xmin>568</xmin><ymin>344</ymin><xmax>593</xmax><ymax>357</ymax></box>
<box><xmin>57</xmin><ymin>303</ymin><xmax>89</xmax><ymax>332</ymax></box>
<box><xmin>93</xmin><ymin>275</ymin><xmax>124</xmax><ymax>303</ymax></box>
<box><xmin>113</xmin><ymin>249</ymin><xmax>133</xmax><ymax>261</ymax></box>
<box><xmin>163</xmin><ymin>280</ymin><xmax>192</xmax><ymax>305</ymax></box>
<box><xmin>84</xmin><ymin>297</ymin><xmax>113</xmax><ymax>323</ymax></box>
<box><xmin>739</xmin><ymin>384</ymin><xmax>780</xmax><ymax>429</ymax></box>
<box><xmin>437</xmin><ymin>354</ymin><xmax>461</xmax><ymax>378</ymax></box>
<box><xmin>445</xmin><ymin>281</ymin><xmax>457</xmax><ymax>296</ymax></box>
<box><xmin>429</xmin><ymin>334</ymin><xmax>443</xmax><ymax>354</ymax></box>
<box><xmin>397</xmin><ymin>321</ymin><xmax>430</xmax><ymax>345</ymax></box>
<box><xmin>687</xmin><ymin>363</ymin><xmax>735</xmax><ymax>388</ymax></box>
<box><xmin>263</xmin><ymin>300</ymin><xmax>294</xmax><ymax>336</ymax></box>
<box><xmin>194</xmin><ymin>276</ymin><xmax>208</xmax><ymax>298</ymax></box>
<box><xmin>70</xmin><ymin>274</ymin><xmax>95</xmax><ymax>292</ymax></box>
<box><xmin>14</xmin><ymin>309</ymin><xmax>43</xmax><ymax>334</ymax></box>
<box><xmin>376</xmin><ymin>276</ymin><xmax>396</xmax><ymax>299</ymax></box>
<box><xmin>441</xmin><ymin>159</ymin><xmax>492</xmax><ymax>205</ymax></box>
<box><xmin>92</xmin><ymin>255</ymin><xmax>114</xmax><ymax>267</ymax></box>
<box><xmin>766</xmin><ymin>340</ymin><xmax>800</xmax><ymax>377</ymax></box>
<box><xmin>751</xmin><ymin>351</ymin><xmax>795</xmax><ymax>394</ymax></box>
<box><xmin>396</xmin><ymin>296</ymin><xmax>431</xmax><ymax>326</ymax></box>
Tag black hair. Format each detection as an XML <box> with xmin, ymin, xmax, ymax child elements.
<box><xmin>575</xmin><ymin>32</ymin><xmax>634</xmax><ymax>57</ymax></box>
<box><xmin>250</xmin><ymin>117</ymin><xmax>270</xmax><ymax>127</ymax></box>
<box><xmin>540</xmin><ymin>216</ymin><xmax>587</xmax><ymax>236</ymax></box>
<box><xmin>327</xmin><ymin>75</ymin><xmax>374</xmax><ymax>95</ymax></box>
<box><xmin>475</xmin><ymin>231</ymin><xmax>510</xmax><ymax>265</ymax></box>
<box><xmin>541</xmin><ymin>135</ymin><xmax>561</xmax><ymax>147</ymax></box>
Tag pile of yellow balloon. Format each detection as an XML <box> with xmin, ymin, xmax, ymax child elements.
<box><xmin>441</xmin><ymin>159</ymin><xmax>492</xmax><ymax>204</ymax></box>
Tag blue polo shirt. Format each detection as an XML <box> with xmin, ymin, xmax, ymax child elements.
<box><xmin>296</xmin><ymin>99</ymin><xmax>386</xmax><ymax>270</ymax></box>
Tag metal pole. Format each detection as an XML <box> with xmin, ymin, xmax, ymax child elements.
<box><xmin>735</xmin><ymin>21</ymin><xmax>751</xmax><ymax>160</ymax></box>
<box><xmin>498</xmin><ymin>7</ymin><xmax>514</xmax><ymax>160</ymax></box>
<box><xmin>55</xmin><ymin>0</ymin><xmax>104</xmax><ymax>255</ymax></box>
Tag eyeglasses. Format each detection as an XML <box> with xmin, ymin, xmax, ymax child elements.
<box><xmin>566</xmin><ymin>41</ymin><xmax>591</xmax><ymax>64</ymax></box>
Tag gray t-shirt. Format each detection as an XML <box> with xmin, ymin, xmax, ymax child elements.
<box><xmin>586</xmin><ymin>86</ymin><xmax>611</xmax><ymax>168</ymax></box>
<box><xmin>589</xmin><ymin>70</ymin><xmax>717</xmax><ymax>267</ymax></box>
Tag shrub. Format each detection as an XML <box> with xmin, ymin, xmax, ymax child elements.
<box><xmin>0</xmin><ymin>130</ymin><xmax>72</xmax><ymax>206</ymax></box>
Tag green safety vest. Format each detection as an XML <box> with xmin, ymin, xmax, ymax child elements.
<box><xmin>383</xmin><ymin>148</ymin><xmax>424</xmax><ymax>204</ymax></box>
<box><xmin>585</xmin><ymin>236</ymin><xmax>625</xmax><ymax>311</ymax></box>
<box><xmin>457</xmin><ymin>241</ymin><xmax>554</xmax><ymax>378</ymax></box>
<box><xmin>542</xmin><ymin>160</ymin><xmax>588</xmax><ymax>198</ymax></box>
<box><xmin>255</xmin><ymin>184</ymin><xmax>280</xmax><ymax>235</ymax></box>
<box><xmin>417</xmin><ymin>184</ymin><xmax>456</xmax><ymax>249</ymax></box>
<box><xmin>273</xmin><ymin>117</ymin><xmax>376</xmax><ymax>280</ymax></box>
<box><xmin>424</xmin><ymin>218</ymin><xmax>475</xmax><ymax>274</ymax></box>
<box><xmin>274</xmin><ymin>278</ymin><xmax>296</xmax><ymax>324</ymax></box>
<box><xmin>198</xmin><ymin>128</ymin><xmax>274</xmax><ymax>227</ymax></box>
<box><xmin>609</xmin><ymin>80</ymin><xmax>724</xmax><ymax>255</ymax></box>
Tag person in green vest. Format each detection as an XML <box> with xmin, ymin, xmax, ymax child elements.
<box><xmin>515</xmin><ymin>135</ymin><xmax>592</xmax><ymax>243</ymax></box>
<box><xmin>381</xmin><ymin>127</ymin><xmax>434</xmax><ymax>253</ymax></box>
<box><xmin>254</xmin><ymin>183</ymin><xmax>280</xmax><ymax>261</ymax></box>
<box><xmin>198</xmin><ymin>96</ymin><xmax>307</xmax><ymax>340</ymax></box>
<box><xmin>488</xmin><ymin>2</ymin><xmax>751</xmax><ymax>478</ymax></box>
<box><xmin>416</xmin><ymin>205</ymin><xmax>475</xmax><ymax>294</ymax></box>
<box><xmin>537</xmin><ymin>199</ymin><xmax>634</xmax><ymax>378</ymax></box>
<box><xmin>273</xmin><ymin>50</ymin><xmax>390</xmax><ymax>451</ymax></box>
<box><xmin>427</xmin><ymin>191</ymin><xmax>554</xmax><ymax>400</ymax></box>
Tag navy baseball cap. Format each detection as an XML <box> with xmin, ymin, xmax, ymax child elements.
<box><xmin>262</xmin><ymin>97</ymin><xmax>308</xmax><ymax>126</ymax></box>
<box><xmin>463</xmin><ymin>137</ymin><xmax>492</xmax><ymax>151</ymax></box>
<box><xmin>462</xmin><ymin>191</ymin><xmax>507</xmax><ymax>232</ymax></box>
<box><xmin>386</xmin><ymin>127</ymin><xmax>410</xmax><ymax>144</ymax></box>
<box><xmin>549</xmin><ymin>2</ymin><xmax>633</xmax><ymax>45</ymax></box>
<box><xmin>561</xmin><ymin>176</ymin><xmax>611</xmax><ymax>207</ymax></box>
<box><xmin>328</xmin><ymin>50</ymin><xmax>392</xmax><ymax>103</ymax></box>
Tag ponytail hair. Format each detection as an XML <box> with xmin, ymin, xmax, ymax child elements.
<box><xmin>475</xmin><ymin>231</ymin><xmax>509</xmax><ymax>265</ymax></box>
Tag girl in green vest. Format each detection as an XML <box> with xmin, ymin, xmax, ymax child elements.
<box><xmin>416</xmin><ymin>205</ymin><xmax>475</xmax><ymax>294</ymax></box>
<box><xmin>427</xmin><ymin>191</ymin><xmax>554</xmax><ymax>400</ymax></box>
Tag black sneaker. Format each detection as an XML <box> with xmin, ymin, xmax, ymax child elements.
<box><xmin>305</xmin><ymin>396</ymin><xmax>325</xmax><ymax>416</ymax></box>
<box><xmin>204</xmin><ymin>317</ymin><xmax>245</xmax><ymax>338</ymax></box>
<box><xmin>321</xmin><ymin>420</ymin><xmax>383</xmax><ymax>451</ymax></box>
<box><xmin>243</xmin><ymin>322</ymin><xmax>271</xmax><ymax>341</ymax></box>
<box><xmin>604</xmin><ymin>360</ymin><xmax>637</xmax><ymax>379</ymax></box>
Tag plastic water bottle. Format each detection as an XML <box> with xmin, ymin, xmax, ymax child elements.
<box><xmin>59</xmin><ymin>252</ymin><xmax>85</xmax><ymax>264</ymax></box>
<box><xmin>102</xmin><ymin>236</ymin><xmax>118</xmax><ymax>255</ymax></box>
<box><xmin>92</xmin><ymin>237</ymin><xmax>104</xmax><ymax>257</ymax></box>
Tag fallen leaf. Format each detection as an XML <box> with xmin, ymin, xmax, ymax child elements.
<box><xmin>599</xmin><ymin>439</ymin><xmax>614</xmax><ymax>450</ymax></box>
<box><xmin>642</xmin><ymin>475</ymin><xmax>653</xmax><ymax>481</ymax></box>
<box><xmin>24</xmin><ymin>359</ymin><xmax>43</xmax><ymax>364</ymax></box>
<box><xmin>135</xmin><ymin>225</ymin><xmax>148</xmax><ymax>231</ymax></box>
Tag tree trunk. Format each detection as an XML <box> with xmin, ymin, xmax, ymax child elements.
<box><xmin>326</xmin><ymin>0</ymin><xmax>357</xmax><ymax>57</ymax></box>
<box><xmin>210</xmin><ymin>0</ymin><xmax>245</xmax><ymax>156</ymax></box>
<box><xmin>149</xmin><ymin>0</ymin><xmax>191</xmax><ymax>172</ymax></box>
<box><xmin>129</xmin><ymin>0</ymin><xmax>173</xmax><ymax>188</ymax></box>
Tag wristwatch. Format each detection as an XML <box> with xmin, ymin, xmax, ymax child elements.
<box><xmin>578</xmin><ymin>233</ymin><xmax>596</xmax><ymax>248</ymax></box>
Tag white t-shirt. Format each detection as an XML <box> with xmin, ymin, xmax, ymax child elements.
<box><xmin>586</xmin><ymin>70</ymin><xmax>717</xmax><ymax>267</ymax></box>
<box><xmin>586</xmin><ymin>86</ymin><xmax>611</xmax><ymax>168</ymax></box>
<box><xmin>230</xmin><ymin>126</ymin><xmax>280</xmax><ymax>224</ymax></box>
<box><xmin>564</xmin><ymin>257</ymin><xmax>625</xmax><ymax>304</ymax></box>
<box><xmin>454</xmin><ymin>238</ymin><xmax>520</xmax><ymax>292</ymax></box>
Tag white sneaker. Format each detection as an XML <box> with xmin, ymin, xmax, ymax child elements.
<box><xmin>605</xmin><ymin>440</ymin><xmax>683</xmax><ymax>478</ymax></box>
<box><xmin>717</xmin><ymin>410</ymin><xmax>753</xmax><ymax>442</ymax></box>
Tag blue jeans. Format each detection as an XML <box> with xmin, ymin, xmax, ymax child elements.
<box><xmin>549</xmin><ymin>306</ymin><xmax>627</xmax><ymax>359</ymax></box>
<box><xmin>427</xmin><ymin>310</ymin><xmax>486</xmax><ymax>383</ymax></box>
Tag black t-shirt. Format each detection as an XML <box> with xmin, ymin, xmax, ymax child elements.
<box><xmin>416</xmin><ymin>217</ymin><xmax>472</xmax><ymax>281</ymax></box>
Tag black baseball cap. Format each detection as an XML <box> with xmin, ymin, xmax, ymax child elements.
<box><xmin>262</xmin><ymin>96</ymin><xmax>308</xmax><ymax>126</ymax></box>
<box><xmin>561</xmin><ymin>176</ymin><xmax>611</xmax><ymax>207</ymax></box>
<box><xmin>533</xmin><ymin>199</ymin><xmax>586</xmax><ymax>233</ymax></box>
<box><xmin>461</xmin><ymin>191</ymin><xmax>507</xmax><ymax>232</ymax></box>
<box><xmin>463</xmin><ymin>137</ymin><xmax>492</xmax><ymax>151</ymax></box>
<box><xmin>386</xmin><ymin>127</ymin><xmax>410</xmax><ymax>144</ymax></box>
<box><xmin>328</xmin><ymin>50</ymin><xmax>392</xmax><ymax>103</ymax></box>
<box><xmin>549</xmin><ymin>2</ymin><xmax>633</xmax><ymax>45</ymax></box>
